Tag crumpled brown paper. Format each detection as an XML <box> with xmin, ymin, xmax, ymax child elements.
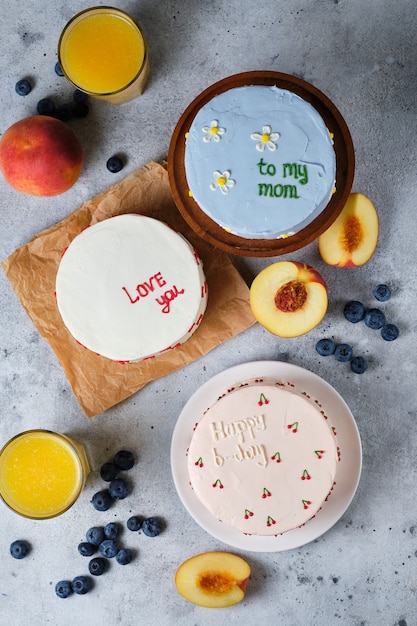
<box><xmin>2</xmin><ymin>161</ymin><xmax>255</xmax><ymax>417</ymax></box>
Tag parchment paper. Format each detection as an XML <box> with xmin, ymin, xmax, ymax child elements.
<box><xmin>2</xmin><ymin>161</ymin><xmax>255</xmax><ymax>417</ymax></box>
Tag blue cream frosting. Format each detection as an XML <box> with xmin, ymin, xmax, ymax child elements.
<box><xmin>184</xmin><ymin>85</ymin><xmax>336</xmax><ymax>239</ymax></box>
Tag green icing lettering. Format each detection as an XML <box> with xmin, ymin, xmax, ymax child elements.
<box><xmin>256</xmin><ymin>160</ymin><xmax>306</xmax><ymax>199</ymax></box>
<box><xmin>257</xmin><ymin>158</ymin><xmax>276</xmax><ymax>176</ymax></box>
<box><xmin>258</xmin><ymin>183</ymin><xmax>274</xmax><ymax>197</ymax></box>
<box><xmin>258</xmin><ymin>183</ymin><xmax>299</xmax><ymax>199</ymax></box>
<box><xmin>283</xmin><ymin>163</ymin><xmax>308</xmax><ymax>185</ymax></box>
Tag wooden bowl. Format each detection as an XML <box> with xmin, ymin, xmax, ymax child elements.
<box><xmin>168</xmin><ymin>71</ymin><xmax>355</xmax><ymax>257</ymax></box>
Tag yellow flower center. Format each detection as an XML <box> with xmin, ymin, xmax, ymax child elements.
<box><xmin>261</xmin><ymin>133</ymin><xmax>270</xmax><ymax>143</ymax></box>
<box><xmin>217</xmin><ymin>176</ymin><xmax>226</xmax><ymax>186</ymax></box>
<box><xmin>210</xmin><ymin>126</ymin><xmax>219</xmax><ymax>134</ymax></box>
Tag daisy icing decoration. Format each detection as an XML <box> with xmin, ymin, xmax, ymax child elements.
<box><xmin>210</xmin><ymin>170</ymin><xmax>235</xmax><ymax>194</ymax></box>
<box><xmin>250</xmin><ymin>125</ymin><xmax>280</xmax><ymax>152</ymax></box>
<box><xmin>202</xmin><ymin>119</ymin><xmax>226</xmax><ymax>142</ymax></box>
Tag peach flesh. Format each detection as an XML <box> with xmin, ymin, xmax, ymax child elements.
<box><xmin>318</xmin><ymin>193</ymin><xmax>379</xmax><ymax>267</ymax></box>
<box><xmin>175</xmin><ymin>551</ymin><xmax>250</xmax><ymax>608</ymax></box>
<box><xmin>250</xmin><ymin>261</ymin><xmax>328</xmax><ymax>338</ymax></box>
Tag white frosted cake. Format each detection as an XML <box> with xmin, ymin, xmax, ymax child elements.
<box><xmin>55</xmin><ymin>214</ymin><xmax>208</xmax><ymax>362</ymax></box>
<box><xmin>187</xmin><ymin>378</ymin><xmax>339</xmax><ymax>535</ymax></box>
<box><xmin>184</xmin><ymin>85</ymin><xmax>336</xmax><ymax>240</ymax></box>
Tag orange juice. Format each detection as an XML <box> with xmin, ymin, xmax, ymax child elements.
<box><xmin>0</xmin><ymin>430</ymin><xmax>90</xmax><ymax>519</ymax></box>
<box><xmin>58</xmin><ymin>7</ymin><xmax>149</xmax><ymax>104</ymax></box>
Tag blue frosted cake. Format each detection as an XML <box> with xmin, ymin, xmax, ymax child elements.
<box><xmin>184</xmin><ymin>85</ymin><xmax>336</xmax><ymax>240</ymax></box>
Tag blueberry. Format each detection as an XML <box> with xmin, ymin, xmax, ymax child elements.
<box><xmin>37</xmin><ymin>98</ymin><xmax>56</xmax><ymax>116</ymax></box>
<box><xmin>106</xmin><ymin>156</ymin><xmax>124</xmax><ymax>173</ymax></box>
<box><xmin>54</xmin><ymin>61</ymin><xmax>65</xmax><ymax>77</ymax></box>
<box><xmin>88</xmin><ymin>557</ymin><xmax>107</xmax><ymax>576</ymax></box>
<box><xmin>373</xmin><ymin>284</ymin><xmax>391</xmax><ymax>302</ymax></box>
<box><xmin>99</xmin><ymin>539</ymin><xmax>119</xmax><ymax>558</ymax></box>
<box><xmin>78</xmin><ymin>541</ymin><xmax>96</xmax><ymax>557</ymax></box>
<box><xmin>381</xmin><ymin>323</ymin><xmax>399</xmax><ymax>341</ymax></box>
<box><xmin>73</xmin><ymin>101</ymin><xmax>89</xmax><ymax>118</ymax></box>
<box><xmin>15</xmin><ymin>79</ymin><xmax>32</xmax><ymax>96</ymax></box>
<box><xmin>109</xmin><ymin>477</ymin><xmax>129</xmax><ymax>500</ymax></box>
<box><xmin>10</xmin><ymin>539</ymin><xmax>29</xmax><ymax>559</ymax></box>
<box><xmin>86</xmin><ymin>526</ymin><xmax>105</xmax><ymax>546</ymax></box>
<box><xmin>116</xmin><ymin>548</ymin><xmax>133</xmax><ymax>565</ymax></box>
<box><xmin>72</xmin><ymin>575</ymin><xmax>92</xmax><ymax>595</ymax></box>
<box><xmin>100</xmin><ymin>462</ymin><xmax>119</xmax><ymax>482</ymax></box>
<box><xmin>114</xmin><ymin>450</ymin><xmax>135</xmax><ymax>470</ymax></box>
<box><xmin>91</xmin><ymin>489</ymin><xmax>112</xmax><ymax>511</ymax></box>
<box><xmin>104</xmin><ymin>522</ymin><xmax>121</xmax><ymax>539</ymax></box>
<box><xmin>315</xmin><ymin>338</ymin><xmax>336</xmax><ymax>356</ymax></box>
<box><xmin>343</xmin><ymin>301</ymin><xmax>365</xmax><ymax>323</ymax></box>
<box><xmin>73</xmin><ymin>89</ymin><xmax>88</xmax><ymax>103</ymax></box>
<box><xmin>127</xmin><ymin>516</ymin><xmax>143</xmax><ymax>531</ymax></box>
<box><xmin>334</xmin><ymin>344</ymin><xmax>353</xmax><ymax>362</ymax></box>
<box><xmin>142</xmin><ymin>517</ymin><xmax>164</xmax><ymax>537</ymax></box>
<box><xmin>55</xmin><ymin>580</ymin><xmax>73</xmax><ymax>598</ymax></box>
<box><xmin>55</xmin><ymin>103</ymin><xmax>73</xmax><ymax>122</ymax></box>
<box><xmin>364</xmin><ymin>308</ymin><xmax>386</xmax><ymax>330</ymax></box>
<box><xmin>350</xmin><ymin>356</ymin><xmax>368</xmax><ymax>374</ymax></box>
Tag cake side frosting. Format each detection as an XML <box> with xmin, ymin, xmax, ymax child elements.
<box><xmin>184</xmin><ymin>85</ymin><xmax>336</xmax><ymax>240</ymax></box>
<box><xmin>187</xmin><ymin>378</ymin><xmax>338</xmax><ymax>536</ymax></box>
<box><xmin>55</xmin><ymin>214</ymin><xmax>208</xmax><ymax>362</ymax></box>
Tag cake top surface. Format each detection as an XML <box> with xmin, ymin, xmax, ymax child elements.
<box><xmin>187</xmin><ymin>378</ymin><xmax>338</xmax><ymax>536</ymax></box>
<box><xmin>55</xmin><ymin>214</ymin><xmax>207</xmax><ymax>362</ymax></box>
<box><xmin>184</xmin><ymin>85</ymin><xmax>336</xmax><ymax>240</ymax></box>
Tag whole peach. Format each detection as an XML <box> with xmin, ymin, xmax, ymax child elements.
<box><xmin>0</xmin><ymin>115</ymin><xmax>83</xmax><ymax>196</ymax></box>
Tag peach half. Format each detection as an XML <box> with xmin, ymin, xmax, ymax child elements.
<box><xmin>250</xmin><ymin>261</ymin><xmax>328</xmax><ymax>338</ymax></box>
<box><xmin>175</xmin><ymin>552</ymin><xmax>251</xmax><ymax>608</ymax></box>
<box><xmin>318</xmin><ymin>193</ymin><xmax>379</xmax><ymax>267</ymax></box>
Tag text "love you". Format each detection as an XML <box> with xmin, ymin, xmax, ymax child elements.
<box><xmin>122</xmin><ymin>271</ymin><xmax>185</xmax><ymax>314</ymax></box>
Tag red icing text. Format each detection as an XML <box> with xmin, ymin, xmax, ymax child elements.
<box><xmin>155</xmin><ymin>285</ymin><xmax>185</xmax><ymax>313</ymax></box>
<box><xmin>122</xmin><ymin>271</ymin><xmax>185</xmax><ymax>314</ymax></box>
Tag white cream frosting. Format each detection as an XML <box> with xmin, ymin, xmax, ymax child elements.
<box><xmin>187</xmin><ymin>378</ymin><xmax>338</xmax><ymax>536</ymax></box>
<box><xmin>55</xmin><ymin>214</ymin><xmax>208</xmax><ymax>362</ymax></box>
<box><xmin>184</xmin><ymin>85</ymin><xmax>336</xmax><ymax>239</ymax></box>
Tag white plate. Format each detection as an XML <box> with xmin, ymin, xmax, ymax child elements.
<box><xmin>171</xmin><ymin>361</ymin><xmax>362</xmax><ymax>552</ymax></box>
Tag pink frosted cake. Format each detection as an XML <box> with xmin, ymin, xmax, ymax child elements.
<box><xmin>187</xmin><ymin>378</ymin><xmax>339</xmax><ymax>536</ymax></box>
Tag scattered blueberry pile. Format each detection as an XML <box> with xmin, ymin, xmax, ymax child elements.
<box><xmin>316</xmin><ymin>338</ymin><xmax>368</xmax><ymax>374</ymax></box>
<box><xmin>55</xmin><ymin>576</ymin><xmax>91</xmax><ymax>598</ymax></box>
<box><xmin>90</xmin><ymin>449</ymin><xmax>135</xmax><ymax>511</ymax></box>
<box><xmin>13</xmin><ymin>65</ymin><xmax>124</xmax><ymax>173</ymax></box>
<box><xmin>15</xmin><ymin>70</ymin><xmax>90</xmax><ymax>121</ymax></box>
<box><xmin>55</xmin><ymin>512</ymin><xmax>164</xmax><ymax>597</ymax></box>
<box><xmin>7</xmin><ymin>448</ymin><xmax>165</xmax><ymax>599</ymax></box>
<box><xmin>52</xmin><ymin>449</ymin><xmax>164</xmax><ymax>598</ymax></box>
<box><xmin>316</xmin><ymin>284</ymin><xmax>399</xmax><ymax>374</ymax></box>
<box><xmin>35</xmin><ymin>91</ymin><xmax>90</xmax><ymax>121</ymax></box>
<box><xmin>343</xmin><ymin>284</ymin><xmax>399</xmax><ymax>342</ymax></box>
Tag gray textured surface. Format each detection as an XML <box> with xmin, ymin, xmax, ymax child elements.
<box><xmin>1</xmin><ymin>1</ymin><xmax>416</xmax><ymax>625</ymax></box>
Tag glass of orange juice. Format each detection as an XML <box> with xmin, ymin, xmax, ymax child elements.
<box><xmin>58</xmin><ymin>6</ymin><xmax>150</xmax><ymax>105</ymax></box>
<box><xmin>0</xmin><ymin>430</ymin><xmax>90</xmax><ymax>519</ymax></box>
